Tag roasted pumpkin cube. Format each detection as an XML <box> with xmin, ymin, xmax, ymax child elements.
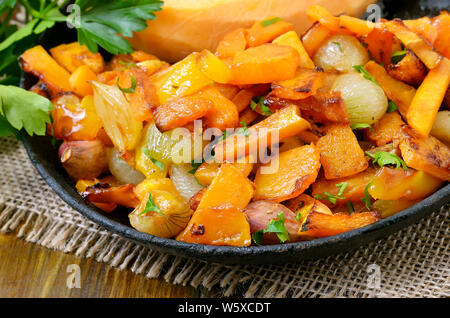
<box><xmin>367</xmin><ymin>111</ymin><xmax>405</xmax><ymax>146</ymax></box>
<box><xmin>317</xmin><ymin>124</ymin><xmax>368</xmax><ymax>179</ymax></box>
<box><xmin>50</xmin><ymin>42</ymin><xmax>104</xmax><ymax>74</ymax></box>
<box><xmin>176</xmin><ymin>205</ymin><xmax>251</xmax><ymax>246</ymax></box>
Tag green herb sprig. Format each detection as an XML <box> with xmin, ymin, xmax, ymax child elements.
<box><xmin>353</xmin><ymin>65</ymin><xmax>379</xmax><ymax>85</ymax></box>
<box><xmin>252</xmin><ymin>212</ymin><xmax>289</xmax><ymax>245</ymax></box>
<box><xmin>365</xmin><ymin>151</ymin><xmax>408</xmax><ymax>170</ymax></box>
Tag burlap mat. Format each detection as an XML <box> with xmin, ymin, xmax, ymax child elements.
<box><xmin>0</xmin><ymin>136</ymin><xmax>449</xmax><ymax>297</ymax></box>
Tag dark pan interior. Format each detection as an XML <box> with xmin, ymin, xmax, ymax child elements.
<box><xmin>20</xmin><ymin>0</ymin><xmax>450</xmax><ymax>264</ymax></box>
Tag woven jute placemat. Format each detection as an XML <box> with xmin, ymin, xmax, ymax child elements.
<box><xmin>0</xmin><ymin>136</ymin><xmax>449</xmax><ymax>297</ymax></box>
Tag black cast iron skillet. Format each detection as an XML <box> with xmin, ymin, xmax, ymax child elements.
<box><xmin>20</xmin><ymin>0</ymin><xmax>450</xmax><ymax>264</ymax></box>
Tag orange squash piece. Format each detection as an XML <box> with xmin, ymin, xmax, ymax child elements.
<box><xmin>395</xmin><ymin>125</ymin><xmax>450</xmax><ymax>181</ymax></box>
<box><xmin>317</xmin><ymin>124</ymin><xmax>368</xmax><ymax>180</ymax></box>
<box><xmin>404</xmin><ymin>17</ymin><xmax>438</xmax><ymax>44</ymax></box>
<box><xmin>384</xmin><ymin>19</ymin><xmax>442</xmax><ymax>69</ymax></box>
<box><xmin>363</xmin><ymin>24</ymin><xmax>396</xmax><ymax>67</ymax></box>
<box><xmin>367</xmin><ymin>111</ymin><xmax>405</xmax><ymax>146</ymax></box>
<box><xmin>271</xmin><ymin>68</ymin><xmax>324</xmax><ymax>100</ymax></box>
<box><xmin>232</xmin><ymin>89</ymin><xmax>258</xmax><ymax>113</ymax></box>
<box><xmin>229</xmin><ymin>43</ymin><xmax>300</xmax><ymax>85</ymax></box>
<box><xmin>196</xmin><ymin>49</ymin><xmax>232</xmax><ymax>84</ymax></box>
<box><xmin>339</xmin><ymin>15</ymin><xmax>375</xmax><ymax>36</ymax></box>
<box><xmin>254</xmin><ymin>145</ymin><xmax>321</xmax><ymax>202</ymax></box>
<box><xmin>406</xmin><ymin>58</ymin><xmax>450</xmax><ymax>137</ymax></box>
<box><xmin>432</xmin><ymin>12</ymin><xmax>450</xmax><ymax>59</ymax></box>
<box><xmin>387</xmin><ymin>51</ymin><xmax>427</xmax><ymax>87</ymax></box>
<box><xmin>194</xmin><ymin>159</ymin><xmax>254</xmax><ymax>186</ymax></box>
<box><xmin>306</xmin><ymin>5</ymin><xmax>341</xmax><ymax>32</ymax></box>
<box><xmin>154</xmin><ymin>95</ymin><xmax>213</xmax><ymax>131</ymax></box>
<box><xmin>50</xmin><ymin>42</ymin><xmax>104</xmax><ymax>74</ymax></box>
<box><xmin>246</xmin><ymin>18</ymin><xmax>294</xmax><ymax>47</ymax></box>
<box><xmin>301</xmin><ymin>22</ymin><xmax>332</xmax><ymax>57</ymax></box>
<box><xmin>298</xmin><ymin>211</ymin><xmax>381</xmax><ymax>238</ymax></box>
<box><xmin>20</xmin><ymin>45</ymin><xmax>72</xmax><ymax>93</ymax></box>
<box><xmin>215</xmin><ymin>28</ymin><xmax>248</xmax><ymax>59</ymax></box>
<box><xmin>196</xmin><ymin>164</ymin><xmax>255</xmax><ymax>211</ymax></box>
<box><xmin>214</xmin><ymin>104</ymin><xmax>311</xmax><ymax>162</ymax></box>
<box><xmin>372</xmin><ymin>199</ymin><xmax>420</xmax><ymax>219</ymax></box>
<box><xmin>176</xmin><ymin>205</ymin><xmax>251</xmax><ymax>246</ymax></box>
<box><xmin>213</xmin><ymin>83</ymin><xmax>240</xmax><ymax>100</ymax></box>
<box><xmin>195</xmin><ymin>86</ymin><xmax>240</xmax><ymax>131</ymax></box>
<box><xmin>82</xmin><ymin>183</ymin><xmax>139</xmax><ymax>209</ymax></box>
<box><xmin>69</xmin><ymin>65</ymin><xmax>97</xmax><ymax>97</ymax></box>
<box><xmin>368</xmin><ymin>167</ymin><xmax>444</xmax><ymax>200</ymax></box>
<box><xmin>273</xmin><ymin>30</ymin><xmax>315</xmax><ymax>69</ymax></box>
<box><xmin>239</xmin><ymin>108</ymin><xmax>260</xmax><ymax>126</ymax></box>
<box><xmin>312</xmin><ymin>168</ymin><xmax>377</xmax><ymax>207</ymax></box>
<box><xmin>365</xmin><ymin>61</ymin><xmax>416</xmax><ymax>117</ymax></box>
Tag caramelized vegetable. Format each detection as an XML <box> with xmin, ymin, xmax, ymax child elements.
<box><xmin>372</xmin><ymin>199</ymin><xmax>420</xmax><ymax>218</ymax></box>
<box><xmin>214</xmin><ymin>104</ymin><xmax>310</xmax><ymax>161</ymax></box>
<box><xmin>363</xmin><ymin>24</ymin><xmax>397</xmax><ymax>67</ymax></box>
<box><xmin>368</xmin><ymin>167</ymin><xmax>444</xmax><ymax>200</ymax></box>
<box><xmin>272</xmin><ymin>30</ymin><xmax>315</xmax><ymax>69</ymax></box>
<box><xmin>196</xmin><ymin>49</ymin><xmax>232</xmax><ymax>84</ymax></box>
<box><xmin>301</xmin><ymin>22</ymin><xmax>331</xmax><ymax>57</ymax></box>
<box><xmin>229</xmin><ymin>44</ymin><xmax>300</xmax><ymax>85</ymax></box>
<box><xmin>384</xmin><ymin>19</ymin><xmax>442</xmax><ymax>69</ymax></box>
<box><xmin>246</xmin><ymin>18</ymin><xmax>294</xmax><ymax>47</ymax></box>
<box><xmin>91</xmin><ymin>81</ymin><xmax>143</xmax><ymax>152</ymax></box>
<box><xmin>367</xmin><ymin>111</ymin><xmax>405</xmax><ymax>146</ymax></box>
<box><xmin>52</xmin><ymin>94</ymin><xmax>102</xmax><ymax>141</ymax></box>
<box><xmin>339</xmin><ymin>15</ymin><xmax>374</xmax><ymax>36</ymax></box>
<box><xmin>244</xmin><ymin>200</ymin><xmax>302</xmax><ymax>244</ymax></box>
<box><xmin>176</xmin><ymin>205</ymin><xmax>251</xmax><ymax>246</ymax></box>
<box><xmin>69</xmin><ymin>65</ymin><xmax>97</xmax><ymax>97</ymax></box>
<box><xmin>75</xmin><ymin>179</ymin><xmax>117</xmax><ymax>213</ymax></box>
<box><xmin>83</xmin><ymin>183</ymin><xmax>139</xmax><ymax>209</ymax></box>
<box><xmin>215</xmin><ymin>27</ymin><xmax>247</xmax><ymax>59</ymax></box>
<box><xmin>395</xmin><ymin>126</ymin><xmax>450</xmax><ymax>181</ymax></box>
<box><xmin>317</xmin><ymin>124</ymin><xmax>368</xmax><ymax>179</ymax></box>
<box><xmin>432</xmin><ymin>12</ymin><xmax>450</xmax><ymax>59</ymax></box>
<box><xmin>406</xmin><ymin>58</ymin><xmax>450</xmax><ymax>137</ymax></box>
<box><xmin>50</xmin><ymin>42</ymin><xmax>104</xmax><ymax>74</ymax></box>
<box><xmin>130</xmin><ymin>178</ymin><xmax>192</xmax><ymax>238</ymax></box>
<box><xmin>365</xmin><ymin>61</ymin><xmax>416</xmax><ymax>117</ymax></box>
<box><xmin>194</xmin><ymin>160</ymin><xmax>253</xmax><ymax>186</ymax></box>
<box><xmin>254</xmin><ymin>145</ymin><xmax>321</xmax><ymax>202</ymax></box>
<box><xmin>298</xmin><ymin>211</ymin><xmax>381</xmax><ymax>238</ymax></box>
<box><xmin>387</xmin><ymin>51</ymin><xmax>427</xmax><ymax>87</ymax></box>
<box><xmin>154</xmin><ymin>95</ymin><xmax>213</xmax><ymax>131</ymax></box>
<box><xmin>430</xmin><ymin>111</ymin><xmax>450</xmax><ymax>145</ymax></box>
<box><xmin>59</xmin><ymin>140</ymin><xmax>108</xmax><ymax>181</ymax></box>
<box><xmin>20</xmin><ymin>45</ymin><xmax>71</xmax><ymax>93</ymax></box>
<box><xmin>271</xmin><ymin>68</ymin><xmax>324</xmax><ymax>100</ymax></box>
<box><xmin>312</xmin><ymin>168</ymin><xmax>377</xmax><ymax>207</ymax></box>
<box><xmin>196</xmin><ymin>164</ymin><xmax>254</xmax><ymax>211</ymax></box>
<box><xmin>404</xmin><ymin>17</ymin><xmax>438</xmax><ymax>45</ymax></box>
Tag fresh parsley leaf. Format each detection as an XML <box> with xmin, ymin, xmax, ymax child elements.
<box><xmin>296</xmin><ymin>211</ymin><xmax>302</xmax><ymax>222</ymax></box>
<box><xmin>314</xmin><ymin>192</ymin><xmax>345</xmax><ymax>205</ymax></box>
<box><xmin>142</xmin><ymin>147</ymin><xmax>165</xmax><ymax>171</ymax></box>
<box><xmin>361</xmin><ymin>180</ymin><xmax>373</xmax><ymax>210</ymax></box>
<box><xmin>0</xmin><ymin>85</ymin><xmax>52</xmax><ymax>136</ymax></box>
<box><xmin>73</xmin><ymin>0</ymin><xmax>163</xmax><ymax>54</ymax></box>
<box><xmin>332</xmin><ymin>41</ymin><xmax>343</xmax><ymax>53</ymax></box>
<box><xmin>353</xmin><ymin>65</ymin><xmax>379</xmax><ymax>85</ymax></box>
<box><xmin>0</xmin><ymin>114</ymin><xmax>20</xmax><ymax>138</ymax></box>
<box><xmin>252</xmin><ymin>212</ymin><xmax>289</xmax><ymax>245</ymax></box>
<box><xmin>365</xmin><ymin>151</ymin><xmax>408</xmax><ymax>170</ymax></box>
<box><xmin>391</xmin><ymin>49</ymin><xmax>407</xmax><ymax>64</ymax></box>
<box><xmin>117</xmin><ymin>73</ymin><xmax>137</xmax><ymax>93</ymax></box>
<box><xmin>261</xmin><ymin>17</ymin><xmax>281</xmax><ymax>27</ymax></box>
<box><xmin>252</xmin><ymin>230</ymin><xmax>264</xmax><ymax>246</ymax></box>
<box><xmin>139</xmin><ymin>193</ymin><xmax>166</xmax><ymax>217</ymax></box>
<box><xmin>351</xmin><ymin>123</ymin><xmax>372</xmax><ymax>132</ymax></box>
<box><xmin>387</xmin><ymin>100</ymin><xmax>398</xmax><ymax>113</ymax></box>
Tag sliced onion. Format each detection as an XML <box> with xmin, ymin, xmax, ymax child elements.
<box><xmin>332</xmin><ymin>72</ymin><xmax>388</xmax><ymax>125</ymax></box>
<box><xmin>430</xmin><ymin>111</ymin><xmax>450</xmax><ymax>145</ymax></box>
<box><xmin>109</xmin><ymin>148</ymin><xmax>145</xmax><ymax>185</ymax></box>
<box><xmin>314</xmin><ymin>35</ymin><xmax>369</xmax><ymax>72</ymax></box>
<box><xmin>169</xmin><ymin>164</ymin><xmax>204</xmax><ymax>201</ymax></box>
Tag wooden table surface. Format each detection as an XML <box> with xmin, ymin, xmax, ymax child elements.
<box><xmin>0</xmin><ymin>233</ymin><xmax>198</xmax><ymax>298</ymax></box>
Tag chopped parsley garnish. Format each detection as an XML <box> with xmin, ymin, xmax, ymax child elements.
<box><xmin>387</xmin><ymin>100</ymin><xmax>398</xmax><ymax>113</ymax></box>
<box><xmin>119</xmin><ymin>60</ymin><xmax>138</xmax><ymax>68</ymax></box>
<box><xmin>188</xmin><ymin>160</ymin><xmax>203</xmax><ymax>175</ymax></box>
<box><xmin>352</xmin><ymin>65</ymin><xmax>379</xmax><ymax>85</ymax></box>
<box><xmin>351</xmin><ymin>123</ymin><xmax>372</xmax><ymax>132</ymax></box>
<box><xmin>142</xmin><ymin>148</ymin><xmax>165</xmax><ymax>171</ymax></box>
<box><xmin>332</xmin><ymin>41</ymin><xmax>343</xmax><ymax>53</ymax></box>
<box><xmin>296</xmin><ymin>212</ymin><xmax>303</xmax><ymax>221</ymax></box>
<box><xmin>365</xmin><ymin>151</ymin><xmax>408</xmax><ymax>170</ymax></box>
<box><xmin>391</xmin><ymin>49</ymin><xmax>408</xmax><ymax>64</ymax></box>
<box><xmin>361</xmin><ymin>180</ymin><xmax>373</xmax><ymax>210</ymax></box>
<box><xmin>261</xmin><ymin>17</ymin><xmax>281</xmax><ymax>27</ymax></box>
<box><xmin>117</xmin><ymin>73</ymin><xmax>137</xmax><ymax>94</ymax></box>
<box><xmin>252</xmin><ymin>212</ymin><xmax>289</xmax><ymax>245</ymax></box>
<box><xmin>250</xmin><ymin>96</ymin><xmax>273</xmax><ymax>116</ymax></box>
<box><xmin>139</xmin><ymin>193</ymin><xmax>166</xmax><ymax>217</ymax></box>
<box><xmin>314</xmin><ymin>192</ymin><xmax>345</xmax><ymax>205</ymax></box>
<box><xmin>347</xmin><ymin>201</ymin><xmax>355</xmax><ymax>214</ymax></box>
<box><xmin>336</xmin><ymin>182</ymin><xmax>349</xmax><ymax>197</ymax></box>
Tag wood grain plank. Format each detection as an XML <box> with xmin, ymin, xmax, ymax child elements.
<box><xmin>0</xmin><ymin>233</ymin><xmax>197</xmax><ymax>298</ymax></box>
